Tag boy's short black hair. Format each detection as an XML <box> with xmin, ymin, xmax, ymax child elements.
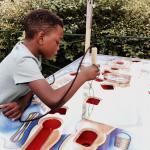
<box><xmin>24</xmin><ymin>9</ymin><xmax>63</xmax><ymax>39</ymax></box>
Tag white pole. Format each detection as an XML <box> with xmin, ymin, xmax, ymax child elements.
<box><xmin>92</xmin><ymin>47</ymin><xmax>97</xmax><ymax>65</ymax></box>
<box><xmin>85</xmin><ymin>0</ymin><xmax>93</xmax><ymax>52</ymax></box>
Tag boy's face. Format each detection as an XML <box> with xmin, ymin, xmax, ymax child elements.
<box><xmin>39</xmin><ymin>25</ymin><xmax>63</xmax><ymax>59</ymax></box>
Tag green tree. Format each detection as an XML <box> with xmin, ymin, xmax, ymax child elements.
<box><xmin>0</xmin><ymin>0</ymin><xmax>149</xmax><ymax>67</ymax></box>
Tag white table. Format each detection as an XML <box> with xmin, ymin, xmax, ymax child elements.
<box><xmin>0</xmin><ymin>54</ymin><xmax>150</xmax><ymax>150</ymax></box>
<box><xmin>46</xmin><ymin>54</ymin><xmax>150</xmax><ymax>150</ymax></box>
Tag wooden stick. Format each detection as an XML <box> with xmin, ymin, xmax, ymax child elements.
<box><xmin>92</xmin><ymin>47</ymin><xmax>97</xmax><ymax>65</ymax></box>
<box><xmin>85</xmin><ymin>0</ymin><xmax>93</xmax><ymax>52</ymax></box>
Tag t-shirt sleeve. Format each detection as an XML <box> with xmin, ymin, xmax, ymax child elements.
<box><xmin>13</xmin><ymin>57</ymin><xmax>44</xmax><ymax>84</ymax></box>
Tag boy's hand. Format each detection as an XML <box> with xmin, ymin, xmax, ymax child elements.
<box><xmin>0</xmin><ymin>102</ymin><xmax>23</xmax><ymax>121</ymax></box>
<box><xmin>0</xmin><ymin>91</ymin><xmax>33</xmax><ymax>121</ymax></box>
<box><xmin>80</xmin><ymin>64</ymin><xmax>100</xmax><ymax>81</ymax></box>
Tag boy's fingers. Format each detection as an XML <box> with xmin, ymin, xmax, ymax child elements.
<box><xmin>11</xmin><ymin>112</ymin><xmax>22</xmax><ymax>121</ymax></box>
<box><xmin>2</xmin><ymin>106</ymin><xmax>11</xmax><ymax>113</ymax></box>
<box><xmin>93</xmin><ymin>64</ymin><xmax>100</xmax><ymax>72</ymax></box>
<box><xmin>0</xmin><ymin>104</ymin><xmax>8</xmax><ymax>109</ymax></box>
<box><xmin>3</xmin><ymin>107</ymin><xmax>18</xmax><ymax>116</ymax></box>
<box><xmin>94</xmin><ymin>64</ymin><xmax>100</xmax><ymax>68</ymax></box>
<box><xmin>8</xmin><ymin>111</ymin><xmax>20</xmax><ymax>119</ymax></box>
<box><xmin>93</xmin><ymin>64</ymin><xmax>100</xmax><ymax>68</ymax></box>
<box><xmin>0</xmin><ymin>103</ymin><xmax>14</xmax><ymax>109</ymax></box>
<box><xmin>97</xmin><ymin>72</ymin><xmax>100</xmax><ymax>76</ymax></box>
<box><xmin>0</xmin><ymin>105</ymin><xmax>4</xmax><ymax>109</ymax></box>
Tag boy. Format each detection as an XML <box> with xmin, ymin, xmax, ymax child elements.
<box><xmin>0</xmin><ymin>9</ymin><xmax>100</xmax><ymax>120</ymax></box>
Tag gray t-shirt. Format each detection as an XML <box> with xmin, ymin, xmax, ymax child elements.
<box><xmin>0</xmin><ymin>42</ymin><xmax>44</xmax><ymax>104</ymax></box>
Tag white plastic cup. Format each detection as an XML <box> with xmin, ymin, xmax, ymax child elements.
<box><xmin>114</xmin><ymin>132</ymin><xmax>131</xmax><ymax>150</ymax></box>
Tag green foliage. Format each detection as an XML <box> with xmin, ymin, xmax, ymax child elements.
<box><xmin>111</xmin><ymin>0</ymin><xmax>150</xmax><ymax>37</ymax></box>
<box><xmin>103</xmin><ymin>36</ymin><xmax>150</xmax><ymax>59</ymax></box>
<box><xmin>92</xmin><ymin>0</ymin><xmax>150</xmax><ymax>58</ymax></box>
<box><xmin>0</xmin><ymin>0</ymin><xmax>149</xmax><ymax>75</ymax></box>
<box><xmin>0</xmin><ymin>0</ymin><xmax>87</xmax><ymax>62</ymax></box>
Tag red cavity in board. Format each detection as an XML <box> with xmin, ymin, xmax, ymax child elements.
<box><xmin>102</xmin><ymin>70</ymin><xmax>111</xmax><ymax>75</ymax></box>
<box><xmin>95</xmin><ymin>78</ymin><xmax>104</xmax><ymax>82</ymax></box>
<box><xmin>86</xmin><ymin>97</ymin><xmax>100</xmax><ymax>105</ymax></box>
<box><xmin>116</xmin><ymin>61</ymin><xmax>124</xmax><ymax>65</ymax></box>
<box><xmin>132</xmin><ymin>59</ymin><xmax>141</xmax><ymax>62</ymax></box>
<box><xmin>111</xmin><ymin>67</ymin><xmax>119</xmax><ymax>70</ymax></box>
<box><xmin>25</xmin><ymin>119</ymin><xmax>61</xmax><ymax>150</ymax></box>
<box><xmin>49</xmin><ymin>108</ymin><xmax>67</xmax><ymax>115</ymax></box>
<box><xmin>101</xmin><ymin>84</ymin><xmax>114</xmax><ymax>90</ymax></box>
<box><xmin>76</xmin><ymin>130</ymin><xmax>97</xmax><ymax>147</ymax></box>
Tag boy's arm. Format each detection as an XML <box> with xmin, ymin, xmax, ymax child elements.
<box><xmin>28</xmin><ymin>72</ymin><xmax>86</xmax><ymax>109</ymax></box>
<box><xmin>0</xmin><ymin>91</ymin><xmax>33</xmax><ymax>120</ymax></box>
<box><xmin>16</xmin><ymin>91</ymin><xmax>33</xmax><ymax>111</ymax></box>
<box><xmin>28</xmin><ymin>65</ymin><xmax>100</xmax><ymax>110</ymax></box>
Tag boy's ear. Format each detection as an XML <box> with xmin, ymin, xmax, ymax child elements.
<box><xmin>37</xmin><ymin>31</ymin><xmax>45</xmax><ymax>45</ymax></box>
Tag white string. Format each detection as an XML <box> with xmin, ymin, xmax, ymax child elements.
<box><xmin>87</xmin><ymin>81</ymin><xmax>95</xmax><ymax>118</ymax></box>
<box><xmin>86</xmin><ymin>74</ymin><xmax>100</xmax><ymax>118</ymax></box>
